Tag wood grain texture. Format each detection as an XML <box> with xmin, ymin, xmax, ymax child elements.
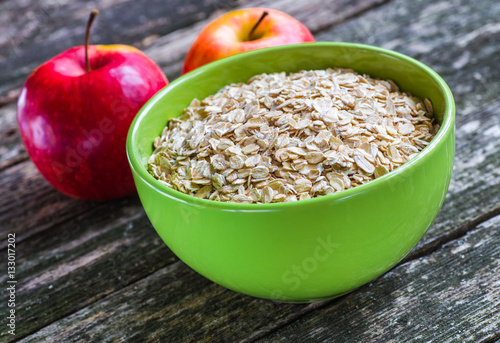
<box><xmin>0</xmin><ymin>103</ymin><xmax>26</xmax><ymax>171</ymax></box>
<box><xmin>0</xmin><ymin>0</ymin><xmax>239</xmax><ymax>96</ymax></box>
<box><xmin>15</xmin><ymin>264</ymin><xmax>297</xmax><ymax>343</ymax></box>
<box><xmin>0</xmin><ymin>161</ymin><xmax>99</xmax><ymax>250</ymax></box>
<box><xmin>257</xmin><ymin>215</ymin><xmax>500</xmax><ymax>343</ymax></box>
<box><xmin>0</xmin><ymin>210</ymin><xmax>178</xmax><ymax>341</ymax></box>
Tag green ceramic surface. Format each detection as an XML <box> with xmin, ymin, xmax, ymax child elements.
<box><xmin>126</xmin><ymin>42</ymin><xmax>455</xmax><ymax>302</ymax></box>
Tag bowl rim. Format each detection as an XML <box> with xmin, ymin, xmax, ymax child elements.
<box><xmin>127</xmin><ymin>41</ymin><xmax>455</xmax><ymax>210</ymax></box>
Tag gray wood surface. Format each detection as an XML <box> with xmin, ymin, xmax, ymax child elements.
<box><xmin>0</xmin><ymin>0</ymin><xmax>239</xmax><ymax>96</ymax></box>
<box><xmin>259</xmin><ymin>215</ymin><xmax>500</xmax><ymax>343</ymax></box>
<box><xmin>0</xmin><ymin>0</ymin><xmax>499</xmax><ymax>342</ymax></box>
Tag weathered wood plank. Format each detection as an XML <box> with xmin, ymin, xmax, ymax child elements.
<box><xmin>0</xmin><ymin>102</ymin><xmax>26</xmax><ymax>171</ymax></box>
<box><xmin>0</xmin><ymin>88</ymin><xmax>19</xmax><ymax>107</ymax></box>
<box><xmin>0</xmin><ymin>196</ymin><xmax>144</xmax><ymax>287</ymax></box>
<box><xmin>256</xmin><ymin>215</ymin><xmax>500</xmax><ymax>343</ymax></box>
<box><xmin>0</xmin><ymin>203</ymin><xmax>177</xmax><ymax>342</ymax></box>
<box><xmin>423</xmin><ymin>100</ymin><xmax>500</xmax><ymax>249</ymax></box>
<box><xmin>0</xmin><ymin>161</ymin><xmax>100</xmax><ymax>250</ymax></box>
<box><xmin>0</xmin><ymin>0</ymin><xmax>240</xmax><ymax>96</ymax></box>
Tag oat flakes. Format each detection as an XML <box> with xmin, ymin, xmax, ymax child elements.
<box><xmin>148</xmin><ymin>68</ymin><xmax>439</xmax><ymax>203</ymax></box>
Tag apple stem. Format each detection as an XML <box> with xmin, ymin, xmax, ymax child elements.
<box><xmin>85</xmin><ymin>9</ymin><xmax>99</xmax><ymax>72</ymax></box>
<box><xmin>249</xmin><ymin>11</ymin><xmax>268</xmax><ymax>40</ymax></box>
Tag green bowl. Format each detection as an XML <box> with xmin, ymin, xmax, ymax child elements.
<box><xmin>127</xmin><ymin>42</ymin><xmax>455</xmax><ymax>302</ymax></box>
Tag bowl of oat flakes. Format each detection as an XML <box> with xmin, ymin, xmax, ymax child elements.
<box><xmin>127</xmin><ymin>42</ymin><xmax>455</xmax><ymax>302</ymax></box>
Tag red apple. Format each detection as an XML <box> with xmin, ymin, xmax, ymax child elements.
<box><xmin>17</xmin><ymin>10</ymin><xmax>168</xmax><ymax>201</ymax></box>
<box><xmin>182</xmin><ymin>8</ymin><xmax>315</xmax><ymax>74</ymax></box>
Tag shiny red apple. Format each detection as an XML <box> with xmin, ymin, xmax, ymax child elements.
<box><xmin>182</xmin><ymin>7</ymin><xmax>315</xmax><ymax>74</ymax></box>
<box><xmin>17</xmin><ymin>10</ymin><xmax>168</xmax><ymax>201</ymax></box>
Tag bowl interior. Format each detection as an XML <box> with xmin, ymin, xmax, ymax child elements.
<box><xmin>129</xmin><ymin>42</ymin><xmax>452</xmax><ymax>184</ymax></box>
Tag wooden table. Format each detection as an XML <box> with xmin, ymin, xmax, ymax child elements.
<box><xmin>1</xmin><ymin>0</ymin><xmax>499</xmax><ymax>342</ymax></box>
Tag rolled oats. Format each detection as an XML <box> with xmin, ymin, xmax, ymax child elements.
<box><xmin>148</xmin><ymin>68</ymin><xmax>439</xmax><ymax>203</ymax></box>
